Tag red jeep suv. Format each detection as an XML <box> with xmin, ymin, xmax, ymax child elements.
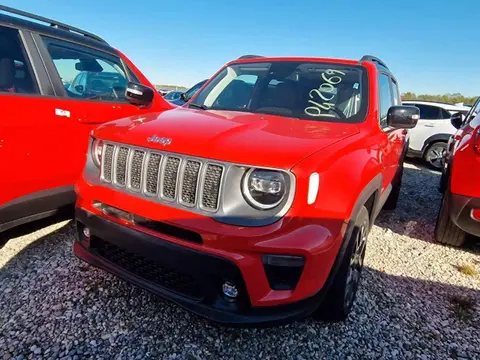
<box><xmin>436</xmin><ymin>98</ymin><xmax>480</xmax><ymax>246</ymax></box>
<box><xmin>74</xmin><ymin>55</ymin><xmax>419</xmax><ymax>326</ymax></box>
<box><xmin>0</xmin><ymin>6</ymin><xmax>171</xmax><ymax>233</ymax></box>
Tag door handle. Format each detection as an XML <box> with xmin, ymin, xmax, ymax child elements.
<box><xmin>424</xmin><ymin>124</ymin><xmax>435</xmax><ymax>127</ymax></box>
<box><xmin>55</xmin><ymin>108</ymin><xmax>71</xmax><ymax>118</ymax></box>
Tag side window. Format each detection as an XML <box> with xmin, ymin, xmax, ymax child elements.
<box><xmin>41</xmin><ymin>36</ymin><xmax>130</xmax><ymax>102</ymax></box>
<box><xmin>378</xmin><ymin>74</ymin><xmax>393</xmax><ymax>127</ymax></box>
<box><xmin>390</xmin><ymin>79</ymin><xmax>400</xmax><ymax>105</ymax></box>
<box><xmin>0</xmin><ymin>26</ymin><xmax>39</xmax><ymax>94</ymax></box>
<box><xmin>415</xmin><ymin>105</ymin><xmax>441</xmax><ymax>120</ymax></box>
<box><xmin>440</xmin><ymin>108</ymin><xmax>453</xmax><ymax>119</ymax></box>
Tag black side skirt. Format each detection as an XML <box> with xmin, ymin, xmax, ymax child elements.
<box><xmin>0</xmin><ymin>185</ymin><xmax>75</xmax><ymax>232</ymax></box>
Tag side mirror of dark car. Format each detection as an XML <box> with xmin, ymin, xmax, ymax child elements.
<box><xmin>180</xmin><ymin>93</ymin><xmax>188</xmax><ymax>102</ymax></box>
<box><xmin>125</xmin><ymin>82</ymin><xmax>154</xmax><ymax>106</ymax></box>
<box><xmin>450</xmin><ymin>112</ymin><xmax>463</xmax><ymax>129</ymax></box>
<box><xmin>387</xmin><ymin>105</ymin><xmax>419</xmax><ymax>129</ymax></box>
<box><xmin>74</xmin><ymin>85</ymin><xmax>84</xmax><ymax>93</ymax></box>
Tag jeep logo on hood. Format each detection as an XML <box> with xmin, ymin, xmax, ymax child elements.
<box><xmin>147</xmin><ymin>135</ymin><xmax>172</xmax><ymax>146</ymax></box>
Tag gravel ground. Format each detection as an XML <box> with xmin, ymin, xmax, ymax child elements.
<box><xmin>1</xmin><ymin>162</ymin><xmax>479</xmax><ymax>360</ymax></box>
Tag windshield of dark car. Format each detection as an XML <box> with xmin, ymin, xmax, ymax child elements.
<box><xmin>164</xmin><ymin>91</ymin><xmax>182</xmax><ymax>100</ymax></box>
<box><xmin>190</xmin><ymin>61</ymin><xmax>367</xmax><ymax>123</ymax></box>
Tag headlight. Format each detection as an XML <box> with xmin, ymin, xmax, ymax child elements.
<box><xmin>242</xmin><ymin>168</ymin><xmax>288</xmax><ymax>210</ymax></box>
<box><xmin>91</xmin><ymin>138</ymin><xmax>104</xmax><ymax>168</ymax></box>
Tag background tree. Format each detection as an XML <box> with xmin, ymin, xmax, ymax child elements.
<box><xmin>401</xmin><ymin>92</ymin><xmax>478</xmax><ymax>105</ymax></box>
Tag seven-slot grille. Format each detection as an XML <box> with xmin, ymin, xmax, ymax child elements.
<box><xmin>101</xmin><ymin>143</ymin><xmax>224</xmax><ymax>211</ymax></box>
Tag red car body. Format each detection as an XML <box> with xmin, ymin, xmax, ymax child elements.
<box><xmin>436</xmin><ymin>99</ymin><xmax>480</xmax><ymax>246</ymax></box>
<box><xmin>74</xmin><ymin>55</ymin><xmax>418</xmax><ymax>325</ymax></box>
<box><xmin>0</xmin><ymin>7</ymin><xmax>172</xmax><ymax>232</ymax></box>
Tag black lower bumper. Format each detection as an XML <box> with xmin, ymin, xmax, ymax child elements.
<box><xmin>449</xmin><ymin>193</ymin><xmax>480</xmax><ymax>238</ymax></box>
<box><xmin>74</xmin><ymin>208</ymin><xmax>321</xmax><ymax>327</ymax></box>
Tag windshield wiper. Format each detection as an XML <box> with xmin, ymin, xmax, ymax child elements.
<box><xmin>189</xmin><ymin>103</ymin><xmax>209</xmax><ymax>110</ymax></box>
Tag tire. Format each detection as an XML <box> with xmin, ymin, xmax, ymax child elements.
<box><xmin>424</xmin><ymin>142</ymin><xmax>447</xmax><ymax>171</ymax></box>
<box><xmin>313</xmin><ymin>206</ymin><xmax>369</xmax><ymax>322</ymax></box>
<box><xmin>434</xmin><ymin>192</ymin><xmax>466</xmax><ymax>246</ymax></box>
<box><xmin>383</xmin><ymin>160</ymin><xmax>404</xmax><ymax>211</ymax></box>
<box><xmin>439</xmin><ymin>167</ymin><xmax>447</xmax><ymax>193</ymax></box>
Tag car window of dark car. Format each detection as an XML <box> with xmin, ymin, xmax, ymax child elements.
<box><xmin>185</xmin><ymin>80</ymin><xmax>207</xmax><ymax>100</ymax></box>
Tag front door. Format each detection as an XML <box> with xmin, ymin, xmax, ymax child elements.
<box><xmin>0</xmin><ymin>25</ymin><xmax>168</xmax><ymax>226</ymax></box>
<box><xmin>33</xmin><ymin>34</ymin><xmax>166</xmax><ymax>195</ymax></box>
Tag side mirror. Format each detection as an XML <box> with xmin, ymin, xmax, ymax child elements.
<box><xmin>125</xmin><ymin>82</ymin><xmax>154</xmax><ymax>106</ymax></box>
<box><xmin>180</xmin><ymin>93</ymin><xmax>188</xmax><ymax>102</ymax></box>
<box><xmin>74</xmin><ymin>84</ymin><xmax>84</xmax><ymax>93</ymax></box>
<box><xmin>387</xmin><ymin>105</ymin><xmax>419</xmax><ymax>129</ymax></box>
<box><xmin>450</xmin><ymin>112</ymin><xmax>463</xmax><ymax>129</ymax></box>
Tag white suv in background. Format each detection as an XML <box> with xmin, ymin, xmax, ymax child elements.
<box><xmin>403</xmin><ymin>100</ymin><xmax>470</xmax><ymax>170</ymax></box>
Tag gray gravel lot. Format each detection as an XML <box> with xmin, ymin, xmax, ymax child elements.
<box><xmin>1</xmin><ymin>162</ymin><xmax>479</xmax><ymax>360</ymax></box>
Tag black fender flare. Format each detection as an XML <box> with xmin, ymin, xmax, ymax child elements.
<box><xmin>421</xmin><ymin>133</ymin><xmax>451</xmax><ymax>154</ymax></box>
<box><xmin>350</xmin><ymin>173</ymin><xmax>383</xmax><ymax>230</ymax></box>
<box><xmin>311</xmin><ymin>173</ymin><xmax>382</xmax><ymax>309</ymax></box>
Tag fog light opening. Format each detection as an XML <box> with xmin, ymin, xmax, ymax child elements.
<box><xmin>83</xmin><ymin>227</ymin><xmax>91</xmax><ymax>239</ymax></box>
<box><xmin>471</xmin><ymin>208</ymin><xmax>480</xmax><ymax>222</ymax></box>
<box><xmin>262</xmin><ymin>254</ymin><xmax>305</xmax><ymax>291</ymax></box>
<box><xmin>222</xmin><ymin>281</ymin><xmax>239</xmax><ymax>300</ymax></box>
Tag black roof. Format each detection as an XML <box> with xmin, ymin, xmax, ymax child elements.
<box><xmin>0</xmin><ymin>5</ymin><xmax>113</xmax><ymax>53</ymax></box>
<box><xmin>360</xmin><ymin>55</ymin><xmax>389</xmax><ymax>71</ymax></box>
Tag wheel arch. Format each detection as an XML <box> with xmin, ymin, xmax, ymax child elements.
<box><xmin>421</xmin><ymin>133</ymin><xmax>451</xmax><ymax>155</ymax></box>
<box><xmin>349</xmin><ymin>173</ymin><xmax>382</xmax><ymax>230</ymax></box>
<box><xmin>313</xmin><ymin>173</ymin><xmax>382</xmax><ymax>307</ymax></box>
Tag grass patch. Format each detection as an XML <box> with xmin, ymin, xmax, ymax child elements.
<box><xmin>450</xmin><ymin>295</ymin><xmax>476</xmax><ymax>321</ymax></box>
<box><xmin>455</xmin><ymin>263</ymin><xmax>478</xmax><ymax>276</ymax></box>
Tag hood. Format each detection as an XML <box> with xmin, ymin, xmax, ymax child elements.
<box><xmin>93</xmin><ymin>107</ymin><xmax>360</xmax><ymax>169</ymax></box>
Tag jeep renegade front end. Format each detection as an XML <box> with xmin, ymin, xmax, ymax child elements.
<box><xmin>74</xmin><ymin>55</ymin><xmax>418</xmax><ymax>326</ymax></box>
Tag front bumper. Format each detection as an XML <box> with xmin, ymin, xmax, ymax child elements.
<box><xmin>449</xmin><ymin>193</ymin><xmax>480</xmax><ymax>238</ymax></box>
<box><xmin>74</xmin><ymin>208</ymin><xmax>329</xmax><ymax>326</ymax></box>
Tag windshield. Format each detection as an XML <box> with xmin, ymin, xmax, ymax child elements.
<box><xmin>164</xmin><ymin>91</ymin><xmax>182</xmax><ymax>100</ymax></box>
<box><xmin>185</xmin><ymin>79</ymin><xmax>207</xmax><ymax>100</ymax></box>
<box><xmin>190</xmin><ymin>61</ymin><xmax>367</xmax><ymax>123</ymax></box>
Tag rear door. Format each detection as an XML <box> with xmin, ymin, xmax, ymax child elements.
<box><xmin>409</xmin><ymin>104</ymin><xmax>455</xmax><ymax>151</ymax></box>
<box><xmin>0</xmin><ymin>25</ymin><xmax>62</xmax><ymax>213</ymax></box>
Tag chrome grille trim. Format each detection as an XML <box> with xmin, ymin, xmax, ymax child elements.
<box><xmin>100</xmin><ymin>144</ymin><xmax>115</xmax><ymax>183</ymax></box>
<box><xmin>143</xmin><ymin>152</ymin><xmax>163</xmax><ymax>196</ymax></box>
<box><xmin>199</xmin><ymin>163</ymin><xmax>225</xmax><ymax>212</ymax></box>
<box><xmin>100</xmin><ymin>142</ymin><xmax>225</xmax><ymax>213</ymax></box>
<box><xmin>179</xmin><ymin>159</ymin><xmax>202</xmax><ymax>207</ymax></box>
<box><xmin>127</xmin><ymin>150</ymin><xmax>146</xmax><ymax>192</ymax></box>
<box><xmin>161</xmin><ymin>156</ymin><xmax>181</xmax><ymax>201</ymax></box>
<box><xmin>113</xmin><ymin>146</ymin><xmax>129</xmax><ymax>187</ymax></box>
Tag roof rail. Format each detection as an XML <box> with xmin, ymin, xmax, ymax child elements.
<box><xmin>238</xmin><ymin>55</ymin><xmax>264</xmax><ymax>60</ymax></box>
<box><xmin>0</xmin><ymin>5</ymin><xmax>108</xmax><ymax>44</ymax></box>
<box><xmin>360</xmin><ymin>55</ymin><xmax>389</xmax><ymax>70</ymax></box>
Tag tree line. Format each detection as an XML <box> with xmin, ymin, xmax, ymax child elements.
<box><xmin>401</xmin><ymin>92</ymin><xmax>478</xmax><ymax>105</ymax></box>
